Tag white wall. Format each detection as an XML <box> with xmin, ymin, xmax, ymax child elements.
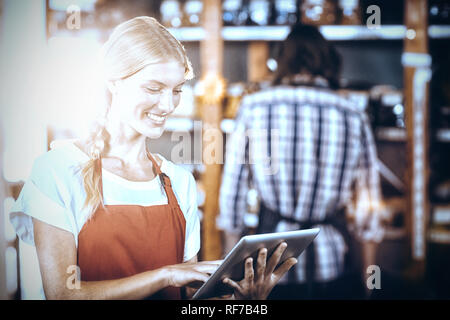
<box><xmin>0</xmin><ymin>0</ymin><xmax>47</xmax><ymax>300</ymax></box>
<box><xmin>0</xmin><ymin>0</ymin><xmax>48</xmax><ymax>183</ymax></box>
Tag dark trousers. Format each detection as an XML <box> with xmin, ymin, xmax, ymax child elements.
<box><xmin>257</xmin><ymin>203</ymin><xmax>360</xmax><ymax>299</ymax></box>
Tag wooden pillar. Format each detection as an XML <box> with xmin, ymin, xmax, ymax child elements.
<box><xmin>247</xmin><ymin>41</ymin><xmax>270</xmax><ymax>82</ymax></box>
<box><xmin>199</xmin><ymin>0</ymin><xmax>224</xmax><ymax>261</ymax></box>
<box><xmin>403</xmin><ymin>0</ymin><xmax>431</xmax><ymax>278</ymax></box>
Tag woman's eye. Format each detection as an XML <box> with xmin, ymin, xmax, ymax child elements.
<box><xmin>173</xmin><ymin>89</ymin><xmax>183</xmax><ymax>95</ymax></box>
<box><xmin>145</xmin><ymin>88</ymin><xmax>161</xmax><ymax>94</ymax></box>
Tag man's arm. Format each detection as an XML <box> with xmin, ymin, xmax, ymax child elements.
<box><xmin>354</xmin><ymin>115</ymin><xmax>386</xmax><ymax>296</ymax></box>
<box><xmin>217</xmin><ymin>100</ymin><xmax>251</xmax><ymax>256</ymax></box>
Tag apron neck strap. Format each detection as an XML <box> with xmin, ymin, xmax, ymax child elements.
<box><xmin>95</xmin><ymin>152</ymin><xmax>178</xmax><ymax>208</ymax></box>
<box><xmin>146</xmin><ymin>151</ymin><xmax>162</xmax><ymax>175</ymax></box>
<box><xmin>146</xmin><ymin>151</ymin><xmax>173</xmax><ymax>189</ymax></box>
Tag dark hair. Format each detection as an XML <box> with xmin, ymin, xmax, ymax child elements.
<box><xmin>272</xmin><ymin>24</ymin><xmax>342</xmax><ymax>89</ymax></box>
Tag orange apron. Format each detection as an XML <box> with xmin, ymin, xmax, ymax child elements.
<box><xmin>77</xmin><ymin>151</ymin><xmax>186</xmax><ymax>299</ymax></box>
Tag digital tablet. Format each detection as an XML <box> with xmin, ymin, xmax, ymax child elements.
<box><xmin>192</xmin><ymin>228</ymin><xmax>320</xmax><ymax>300</ymax></box>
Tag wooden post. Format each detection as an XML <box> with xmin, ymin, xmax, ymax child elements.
<box><xmin>199</xmin><ymin>0</ymin><xmax>224</xmax><ymax>261</ymax></box>
<box><xmin>403</xmin><ymin>0</ymin><xmax>431</xmax><ymax>278</ymax></box>
<box><xmin>247</xmin><ymin>41</ymin><xmax>269</xmax><ymax>82</ymax></box>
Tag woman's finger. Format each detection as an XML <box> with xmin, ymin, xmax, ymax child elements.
<box><xmin>244</xmin><ymin>257</ymin><xmax>254</xmax><ymax>283</ymax></box>
<box><xmin>266</xmin><ymin>242</ymin><xmax>287</xmax><ymax>275</ymax></box>
<box><xmin>172</xmin><ymin>270</ymin><xmax>209</xmax><ymax>287</ymax></box>
<box><xmin>189</xmin><ymin>270</ymin><xmax>211</xmax><ymax>283</ymax></box>
<box><xmin>193</xmin><ymin>261</ymin><xmax>222</xmax><ymax>273</ymax></box>
<box><xmin>273</xmin><ymin>257</ymin><xmax>298</xmax><ymax>280</ymax></box>
<box><xmin>222</xmin><ymin>277</ymin><xmax>242</xmax><ymax>292</ymax></box>
<box><xmin>255</xmin><ymin>248</ymin><xmax>267</xmax><ymax>283</ymax></box>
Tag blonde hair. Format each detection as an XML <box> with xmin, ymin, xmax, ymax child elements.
<box><xmin>80</xmin><ymin>16</ymin><xmax>194</xmax><ymax>217</ymax></box>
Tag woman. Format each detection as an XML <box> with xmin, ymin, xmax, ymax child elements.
<box><xmin>10</xmin><ymin>16</ymin><xmax>296</xmax><ymax>300</ymax></box>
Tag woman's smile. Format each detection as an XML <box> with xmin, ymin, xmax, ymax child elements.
<box><xmin>145</xmin><ymin>111</ymin><xmax>167</xmax><ymax>125</ymax></box>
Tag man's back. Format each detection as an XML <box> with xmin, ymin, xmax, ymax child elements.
<box><xmin>219</xmin><ymin>84</ymin><xmax>384</xmax><ymax>282</ymax></box>
<box><xmin>245</xmin><ymin>85</ymin><xmax>372</xmax><ymax>218</ymax></box>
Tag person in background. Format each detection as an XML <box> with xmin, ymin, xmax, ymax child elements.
<box><xmin>9</xmin><ymin>16</ymin><xmax>296</xmax><ymax>300</ymax></box>
<box><xmin>218</xmin><ymin>24</ymin><xmax>385</xmax><ymax>299</ymax></box>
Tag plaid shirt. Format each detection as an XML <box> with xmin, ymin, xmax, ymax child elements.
<box><xmin>217</xmin><ymin>85</ymin><xmax>385</xmax><ymax>283</ymax></box>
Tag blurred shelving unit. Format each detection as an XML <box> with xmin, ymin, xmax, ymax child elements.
<box><xmin>170</xmin><ymin>0</ymin><xmax>450</xmax><ymax>266</ymax></box>
<box><xmin>428</xmin><ymin>227</ymin><xmax>450</xmax><ymax>244</ymax></box>
<box><xmin>222</xmin><ymin>122</ymin><xmax>449</xmax><ymax>144</ymax></box>
<box><xmin>168</xmin><ymin>24</ymin><xmax>450</xmax><ymax>42</ymax></box>
<box><xmin>375</xmin><ymin>127</ymin><xmax>450</xmax><ymax>143</ymax></box>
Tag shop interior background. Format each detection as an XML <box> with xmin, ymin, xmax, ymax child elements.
<box><xmin>0</xmin><ymin>0</ymin><xmax>449</xmax><ymax>300</ymax></box>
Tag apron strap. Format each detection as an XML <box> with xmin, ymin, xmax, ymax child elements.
<box><xmin>95</xmin><ymin>153</ymin><xmax>180</xmax><ymax>211</ymax></box>
<box><xmin>146</xmin><ymin>151</ymin><xmax>180</xmax><ymax>210</ymax></box>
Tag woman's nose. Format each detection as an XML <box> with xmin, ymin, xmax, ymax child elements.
<box><xmin>158</xmin><ymin>91</ymin><xmax>175</xmax><ymax>114</ymax></box>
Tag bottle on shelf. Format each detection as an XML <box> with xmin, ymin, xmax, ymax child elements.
<box><xmin>380</xmin><ymin>91</ymin><xmax>404</xmax><ymax>128</ymax></box>
<box><xmin>247</xmin><ymin>0</ymin><xmax>271</xmax><ymax>26</ymax></box>
<box><xmin>372</xmin><ymin>87</ymin><xmax>404</xmax><ymax>128</ymax></box>
<box><xmin>273</xmin><ymin>0</ymin><xmax>298</xmax><ymax>25</ymax></box>
<box><xmin>429</xmin><ymin>0</ymin><xmax>450</xmax><ymax>25</ymax></box>
<box><xmin>222</xmin><ymin>0</ymin><xmax>249</xmax><ymax>26</ymax></box>
<box><xmin>160</xmin><ymin>0</ymin><xmax>183</xmax><ymax>28</ymax></box>
<box><xmin>183</xmin><ymin>0</ymin><xmax>203</xmax><ymax>27</ymax></box>
<box><xmin>338</xmin><ymin>0</ymin><xmax>361</xmax><ymax>25</ymax></box>
<box><xmin>300</xmin><ymin>0</ymin><xmax>338</xmax><ymax>26</ymax></box>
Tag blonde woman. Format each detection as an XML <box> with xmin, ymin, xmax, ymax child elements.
<box><xmin>9</xmin><ymin>17</ymin><xmax>296</xmax><ymax>300</ymax></box>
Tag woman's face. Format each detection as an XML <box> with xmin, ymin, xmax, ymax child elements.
<box><xmin>111</xmin><ymin>60</ymin><xmax>186</xmax><ymax>139</ymax></box>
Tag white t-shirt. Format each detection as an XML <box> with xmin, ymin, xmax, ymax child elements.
<box><xmin>9</xmin><ymin>142</ymin><xmax>201</xmax><ymax>299</ymax></box>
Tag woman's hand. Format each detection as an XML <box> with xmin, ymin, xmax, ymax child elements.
<box><xmin>164</xmin><ymin>260</ymin><xmax>222</xmax><ymax>288</ymax></box>
<box><xmin>222</xmin><ymin>242</ymin><xmax>297</xmax><ymax>300</ymax></box>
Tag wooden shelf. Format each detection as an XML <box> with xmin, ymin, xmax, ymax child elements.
<box><xmin>168</xmin><ymin>25</ymin><xmax>450</xmax><ymax>42</ymax></box>
<box><xmin>166</xmin><ymin>27</ymin><xmax>206</xmax><ymax>42</ymax></box>
<box><xmin>221</xmin><ymin>122</ymin><xmax>449</xmax><ymax>144</ymax></box>
<box><xmin>428</xmin><ymin>25</ymin><xmax>450</xmax><ymax>39</ymax></box>
<box><xmin>376</xmin><ymin>127</ymin><xmax>407</xmax><ymax>142</ymax></box>
<box><xmin>432</xmin><ymin>205</ymin><xmax>450</xmax><ymax>225</ymax></box>
<box><xmin>165</xmin><ymin>117</ymin><xmax>194</xmax><ymax>132</ymax></box>
<box><xmin>49</xmin><ymin>25</ymin><xmax>450</xmax><ymax>42</ymax></box>
<box><xmin>165</xmin><ymin>118</ymin><xmax>448</xmax><ymax>147</ymax></box>
<box><xmin>436</xmin><ymin>129</ymin><xmax>450</xmax><ymax>143</ymax></box>
<box><xmin>428</xmin><ymin>227</ymin><xmax>450</xmax><ymax>244</ymax></box>
<box><xmin>221</xmin><ymin>122</ymin><xmax>448</xmax><ymax>145</ymax></box>
<box><xmin>375</xmin><ymin>127</ymin><xmax>450</xmax><ymax>143</ymax></box>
